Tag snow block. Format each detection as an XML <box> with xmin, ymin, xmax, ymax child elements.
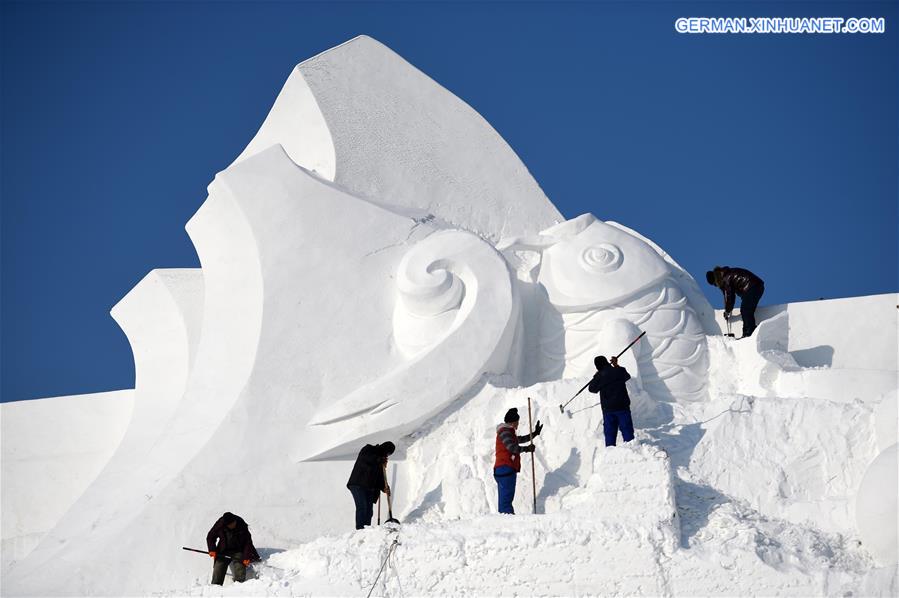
<box><xmin>856</xmin><ymin>444</ymin><xmax>899</xmax><ymax>565</ymax></box>
<box><xmin>399</xmin><ymin>379</ymin><xmax>679</xmax><ymax>554</ymax></box>
<box><xmin>690</xmin><ymin>394</ymin><xmax>879</xmax><ymax>534</ymax></box>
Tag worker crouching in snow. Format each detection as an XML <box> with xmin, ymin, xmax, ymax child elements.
<box><xmin>588</xmin><ymin>355</ymin><xmax>635</xmax><ymax>447</ymax></box>
<box><xmin>493</xmin><ymin>408</ymin><xmax>542</xmax><ymax>514</ymax></box>
<box><xmin>706</xmin><ymin>265</ymin><xmax>765</xmax><ymax>337</ymax></box>
<box><xmin>206</xmin><ymin>512</ymin><xmax>260</xmax><ymax>585</ymax></box>
<box><xmin>347</xmin><ymin>441</ymin><xmax>395</xmax><ymax>530</ymax></box>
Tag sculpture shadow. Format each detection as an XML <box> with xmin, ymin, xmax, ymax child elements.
<box><xmin>536</xmin><ymin>447</ymin><xmax>580</xmax><ymax>513</ymax></box>
<box><xmin>790</xmin><ymin>345</ymin><xmax>835</xmax><ymax>368</ymax></box>
<box><xmin>403</xmin><ymin>483</ymin><xmax>443</xmax><ymax>523</ymax></box>
<box><xmin>672</xmin><ymin>478</ymin><xmax>729</xmax><ymax>548</ymax></box>
<box><xmin>643</xmin><ymin>410</ymin><xmax>748</xmax><ymax>548</ymax></box>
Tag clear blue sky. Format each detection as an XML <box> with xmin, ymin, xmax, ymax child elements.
<box><xmin>2</xmin><ymin>1</ymin><xmax>896</xmax><ymax>402</ymax></box>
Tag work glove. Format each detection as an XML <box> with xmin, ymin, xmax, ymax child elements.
<box><xmin>533</xmin><ymin>421</ymin><xmax>543</xmax><ymax>437</ymax></box>
<box><xmin>242</xmin><ymin>559</ymin><xmax>251</xmax><ymax>567</ymax></box>
<box><xmin>610</xmin><ymin>356</ymin><xmax>619</xmax><ymax>367</ymax></box>
<box><xmin>521</xmin><ymin>444</ymin><xmax>536</xmax><ymax>453</ymax></box>
<box><xmin>209</xmin><ymin>551</ymin><xmax>216</xmax><ymax>559</ymax></box>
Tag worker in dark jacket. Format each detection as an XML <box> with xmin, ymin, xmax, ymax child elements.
<box><xmin>588</xmin><ymin>355</ymin><xmax>634</xmax><ymax>447</ymax></box>
<box><xmin>706</xmin><ymin>266</ymin><xmax>765</xmax><ymax>337</ymax></box>
<box><xmin>493</xmin><ymin>408</ymin><xmax>542</xmax><ymax>514</ymax></box>
<box><xmin>347</xmin><ymin>441</ymin><xmax>395</xmax><ymax>530</ymax></box>
<box><xmin>206</xmin><ymin>512</ymin><xmax>260</xmax><ymax>585</ymax></box>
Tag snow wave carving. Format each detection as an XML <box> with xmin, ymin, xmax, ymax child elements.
<box><xmin>502</xmin><ymin>214</ymin><xmax>709</xmax><ymax>402</ymax></box>
<box><xmin>7</xmin><ymin>269</ymin><xmax>210</xmax><ymax>584</ymax></box>
<box><xmin>235</xmin><ymin>35</ymin><xmax>561</xmax><ymax>243</ymax></box>
<box><xmin>10</xmin><ymin>174</ymin><xmax>266</xmax><ymax>585</ymax></box>
<box><xmin>231</xmin><ymin>62</ymin><xmax>336</xmax><ymax>180</ymax></box>
<box><xmin>306</xmin><ymin>230</ymin><xmax>518</xmax><ymax>459</ymax></box>
<box><xmin>110</xmin><ymin>269</ymin><xmax>203</xmax><ymax>437</ymax></box>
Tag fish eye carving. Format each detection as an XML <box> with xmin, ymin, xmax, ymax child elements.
<box><xmin>579</xmin><ymin>243</ymin><xmax>622</xmax><ymax>274</ymax></box>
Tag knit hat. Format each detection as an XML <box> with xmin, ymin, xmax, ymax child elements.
<box><xmin>379</xmin><ymin>441</ymin><xmax>396</xmax><ymax>456</ymax></box>
<box><xmin>705</xmin><ymin>270</ymin><xmax>716</xmax><ymax>285</ymax></box>
<box><xmin>504</xmin><ymin>408</ymin><xmax>520</xmax><ymax>423</ymax></box>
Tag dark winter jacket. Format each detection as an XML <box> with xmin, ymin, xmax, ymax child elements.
<box><xmin>494</xmin><ymin>423</ymin><xmax>534</xmax><ymax>472</ymax></box>
<box><xmin>346</xmin><ymin>443</ymin><xmax>389</xmax><ymax>492</ymax></box>
<box><xmin>206</xmin><ymin>514</ymin><xmax>260</xmax><ymax>561</ymax></box>
<box><xmin>588</xmin><ymin>366</ymin><xmax>632</xmax><ymax>412</ymax></box>
<box><xmin>711</xmin><ymin>266</ymin><xmax>765</xmax><ymax>313</ymax></box>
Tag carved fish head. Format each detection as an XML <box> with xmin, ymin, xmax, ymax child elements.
<box><xmin>534</xmin><ymin>214</ymin><xmax>670</xmax><ymax>310</ymax></box>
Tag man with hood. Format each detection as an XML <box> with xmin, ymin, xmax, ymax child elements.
<box><xmin>588</xmin><ymin>355</ymin><xmax>634</xmax><ymax>447</ymax></box>
<box><xmin>706</xmin><ymin>265</ymin><xmax>765</xmax><ymax>337</ymax></box>
<box><xmin>206</xmin><ymin>511</ymin><xmax>260</xmax><ymax>585</ymax></box>
<box><xmin>347</xmin><ymin>441</ymin><xmax>395</xmax><ymax>529</ymax></box>
<box><xmin>493</xmin><ymin>408</ymin><xmax>542</xmax><ymax>514</ymax></box>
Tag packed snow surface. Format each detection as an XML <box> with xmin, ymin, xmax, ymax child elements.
<box><xmin>177</xmin><ymin>349</ymin><xmax>893</xmax><ymax>597</ymax></box>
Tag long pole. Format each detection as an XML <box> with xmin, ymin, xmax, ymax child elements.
<box><xmin>559</xmin><ymin>330</ymin><xmax>646</xmax><ymax>414</ymax></box>
<box><xmin>183</xmin><ymin>546</ymin><xmax>219</xmax><ymax>556</ymax></box>
<box><xmin>559</xmin><ymin>380</ymin><xmax>591</xmax><ymax>413</ymax></box>
<box><xmin>527</xmin><ymin>397</ymin><xmax>537</xmax><ymax>515</ymax></box>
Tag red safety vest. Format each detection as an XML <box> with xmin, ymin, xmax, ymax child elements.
<box><xmin>494</xmin><ymin>424</ymin><xmax>521</xmax><ymax>472</ymax></box>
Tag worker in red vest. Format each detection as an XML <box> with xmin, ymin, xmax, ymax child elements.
<box><xmin>493</xmin><ymin>407</ymin><xmax>542</xmax><ymax>514</ymax></box>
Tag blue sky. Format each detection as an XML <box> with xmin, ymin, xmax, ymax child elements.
<box><xmin>2</xmin><ymin>1</ymin><xmax>896</xmax><ymax>402</ymax></box>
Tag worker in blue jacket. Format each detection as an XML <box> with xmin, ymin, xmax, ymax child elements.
<box><xmin>588</xmin><ymin>355</ymin><xmax>634</xmax><ymax>447</ymax></box>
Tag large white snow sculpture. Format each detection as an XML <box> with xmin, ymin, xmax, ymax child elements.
<box><xmin>234</xmin><ymin>35</ymin><xmax>562</xmax><ymax>243</ymax></box>
<box><xmin>501</xmin><ymin>214</ymin><xmax>710</xmax><ymax>402</ymax></box>
<box><xmin>7</xmin><ymin>34</ymin><xmax>898</xmax><ymax>598</ymax></box>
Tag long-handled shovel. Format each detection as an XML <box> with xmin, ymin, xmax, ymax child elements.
<box><xmin>558</xmin><ymin>380</ymin><xmax>591</xmax><ymax>414</ymax></box>
<box><xmin>385</xmin><ymin>492</ymin><xmax>400</xmax><ymax>525</ymax></box>
<box><xmin>183</xmin><ymin>546</ymin><xmax>227</xmax><ymax>559</ymax></box>
<box><xmin>724</xmin><ymin>314</ymin><xmax>735</xmax><ymax>338</ymax></box>
<box><xmin>383</xmin><ymin>462</ymin><xmax>400</xmax><ymax>524</ymax></box>
<box><xmin>559</xmin><ymin>330</ymin><xmax>646</xmax><ymax>415</ymax></box>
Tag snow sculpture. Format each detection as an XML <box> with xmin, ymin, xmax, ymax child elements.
<box><xmin>307</xmin><ymin>229</ymin><xmax>519</xmax><ymax>459</ymax></box>
<box><xmin>5</xmin><ymin>33</ymin><xmax>899</xmax><ymax>598</ymax></box>
<box><xmin>501</xmin><ymin>214</ymin><xmax>709</xmax><ymax>402</ymax></box>
<box><xmin>234</xmin><ymin>35</ymin><xmax>562</xmax><ymax>242</ymax></box>
<box><xmin>856</xmin><ymin>444</ymin><xmax>899</xmax><ymax>565</ymax></box>
<box><xmin>110</xmin><ymin>269</ymin><xmax>203</xmax><ymax>434</ymax></box>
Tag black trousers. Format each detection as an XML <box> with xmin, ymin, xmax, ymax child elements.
<box><xmin>348</xmin><ymin>485</ymin><xmax>378</xmax><ymax>529</ymax></box>
<box><xmin>740</xmin><ymin>283</ymin><xmax>765</xmax><ymax>336</ymax></box>
<box><xmin>211</xmin><ymin>551</ymin><xmax>246</xmax><ymax>585</ymax></box>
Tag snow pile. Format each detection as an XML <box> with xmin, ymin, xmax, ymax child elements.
<box><xmin>691</xmin><ymin>331</ymin><xmax>880</xmax><ymax>535</ymax></box>
<box><xmin>175</xmin><ymin>356</ymin><xmax>891</xmax><ymax>597</ymax></box>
